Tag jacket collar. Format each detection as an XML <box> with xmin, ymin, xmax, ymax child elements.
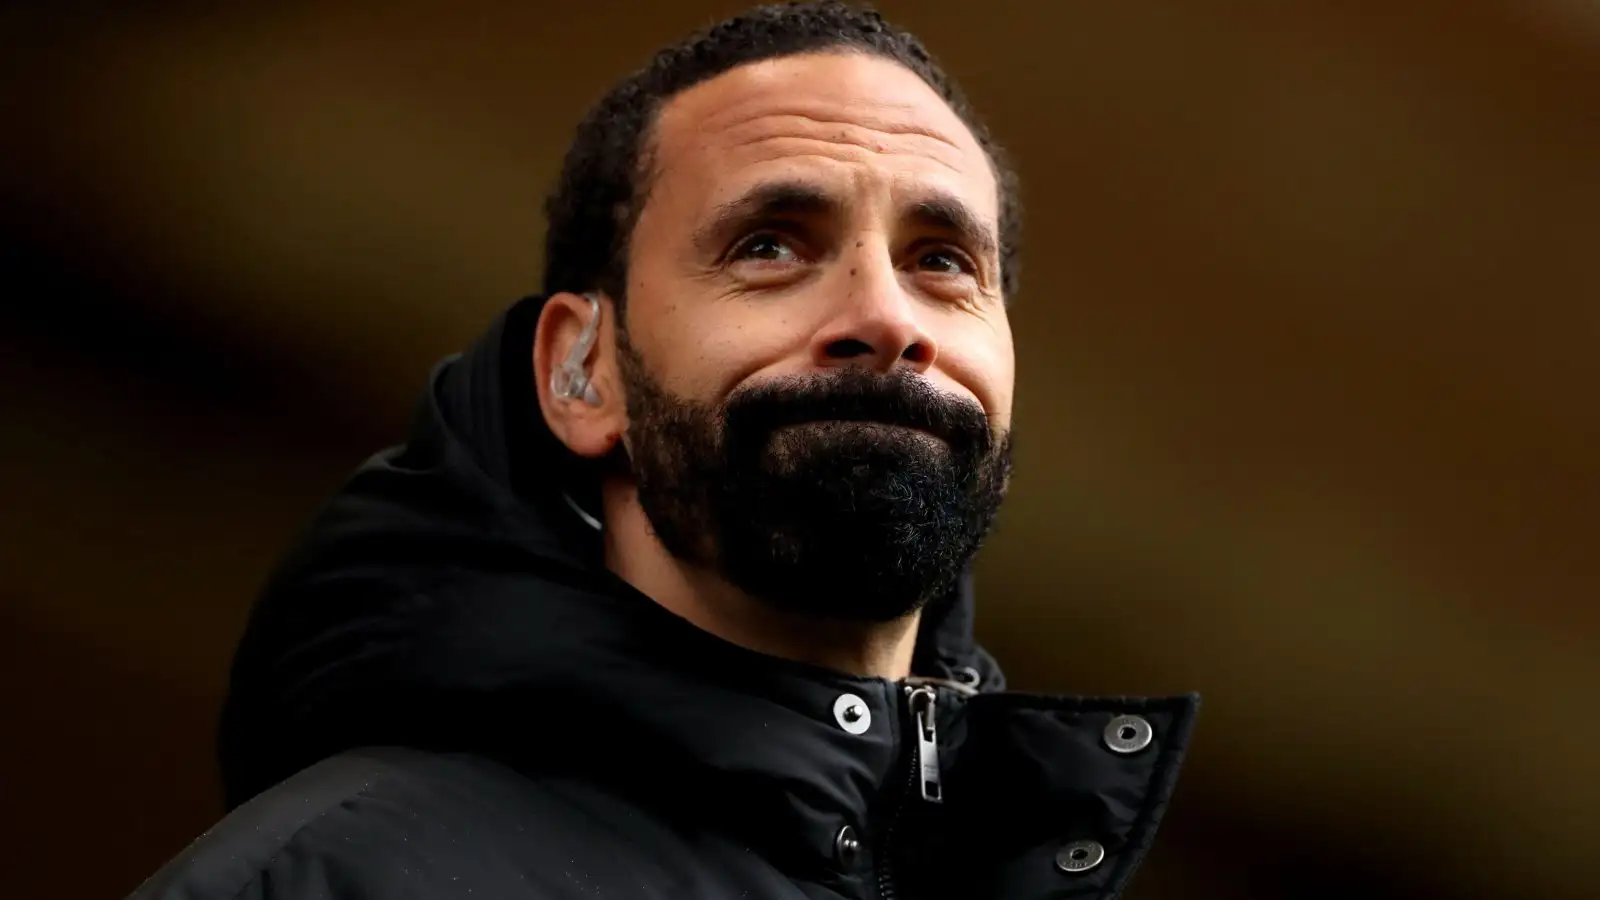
<box><xmin>218</xmin><ymin>295</ymin><xmax>1198</xmax><ymax>899</ymax></box>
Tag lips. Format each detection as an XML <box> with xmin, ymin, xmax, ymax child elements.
<box><xmin>776</xmin><ymin>418</ymin><xmax>945</xmax><ymax>440</ymax></box>
<box><xmin>721</xmin><ymin>368</ymin><xmax>992</xmax><ymax>464</ymax></box>
<box><xmin>742</xmin><ymin>397</ymin><xmax>967</xmax><ymax>446</ymax></box>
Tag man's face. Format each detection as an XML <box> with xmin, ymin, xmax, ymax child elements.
<box><xmin>618</xmin><ymin>51</ymin><xmax>1015</xmax><ymax>622</ymax></box>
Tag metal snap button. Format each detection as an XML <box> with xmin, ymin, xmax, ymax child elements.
<box><xmin>1103</xmin><ymin>714</ymin><xmax>1153</xmax><ymax>754</ymax></box>
<box><xmin>832</xmin><ymin>693</ymin><xmax>872</xmax><ymax>734</ymax></box>
<box><xmin>1055</xmin><ymin>839</ymin><xmax>1105</xmax><ymax>874</ymax></box>
<box><xmin>834</xmin><ymin>825</ymin><xmax>863</xmax><ymax>869</ymax></box>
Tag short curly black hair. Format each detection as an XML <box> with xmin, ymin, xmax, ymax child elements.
<box><xmin>539</xmin><ymin>0</ymin><xmax>1021</xmax><ymax>312</ymax></box>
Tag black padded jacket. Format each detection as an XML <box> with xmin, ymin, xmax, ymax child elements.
<box><xmin>130</xmin><ymin>296</ymin><xmax>1199</xmax><ymax>900</ymax></box>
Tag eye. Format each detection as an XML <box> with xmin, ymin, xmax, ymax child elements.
<box><xmin>732</xmin><ymin>233</ymin><xmax>800</xmax><ymax>263</ymax></box>
<box><xmin>916</xmin><ymin>247</ymin><xmax>976</xmax><ymax>276</ymax></box>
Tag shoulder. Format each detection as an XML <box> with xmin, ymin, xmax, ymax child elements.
<box><xmin>127</xmin><ymin>748</ymin><xmax>559</xmax><ymax>900</ymax></box>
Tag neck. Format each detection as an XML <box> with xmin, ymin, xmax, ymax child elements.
<box><xmin>600</xmin><ymin>483</ymin><xmax>920</xmax><ymax>679</ymax></box>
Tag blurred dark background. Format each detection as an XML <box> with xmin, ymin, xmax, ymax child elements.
<box><xmin>2</xmin><ymin>2</ymin><xmax>1596</xmax><ymax>898</ymax></box>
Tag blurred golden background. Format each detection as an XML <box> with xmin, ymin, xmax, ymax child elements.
<box><xmin>2</xmin><ymin>2</ymin><xmax>1596</xmax><ymax>898</ymax></box>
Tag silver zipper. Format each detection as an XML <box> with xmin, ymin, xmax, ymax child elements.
<box><xmin>876</xmin><ymin>683</ymin><xmax>946</xmax><ymax>900</ymax></box>
<box><xmin>906</xmin><ymin>684</ymin><xmax>943</xmax><ymax>804</ymax></box>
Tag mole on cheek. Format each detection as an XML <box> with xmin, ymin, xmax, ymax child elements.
<box><xmin>849</xmin><ymin>268</ymin><xmax>857</xmax><ymax>276</ymax></box>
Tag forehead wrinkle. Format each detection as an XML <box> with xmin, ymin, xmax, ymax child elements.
<box><xmin>718</xmin><ymin>110</ymin><xmax>970</xmax><ymax>166</ymax></box>
<box><xmin>729</xmin><ymin>135</ymin><xmax>969</xmax><ymax>178</ymax></box>
<box><xmin>715</xmin><ymin>104</ymin><xmax>968</xmax><ymax>148</ymax></box>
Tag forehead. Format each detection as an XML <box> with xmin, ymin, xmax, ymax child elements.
<box><xmin>645</xmin><ymin>51</ymin><xmax>997</xmax><ymax>224</ymax></box>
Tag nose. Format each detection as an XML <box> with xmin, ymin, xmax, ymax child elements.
<box><xmin>810</xmin><ymin>253</ymin><xmax>937</xmax><ymax>375</ymax></box>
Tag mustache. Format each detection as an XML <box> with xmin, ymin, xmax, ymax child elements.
<box><xmin>720</xmin><ymin>368</ymin><xmax>995</xmax><ymax>458</ymax></box>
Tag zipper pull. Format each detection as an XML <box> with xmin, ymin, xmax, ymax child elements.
<box><xmin>907</xmin><ymin>685</ymin><xmax>943</xmax><ymax>804</ymax></box>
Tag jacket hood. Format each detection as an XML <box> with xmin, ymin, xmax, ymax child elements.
<box><xmin>218</xmin><ymin>295</ymin><xmax>1196</xmax><ymax>896</ymax></box>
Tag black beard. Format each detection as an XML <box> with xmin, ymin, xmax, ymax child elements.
<box><xmin>618</xmin><ymin>332</ymin><xmax>1012</xmax><ymax>623</ymax></box>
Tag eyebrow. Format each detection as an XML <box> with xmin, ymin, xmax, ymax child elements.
<box><xmin>693</xmin><ymin>180</ymin><xmax>841</xmax><ymax>256</ymax></box>
<box><xmin>907</xmin><ymin>193</ymin><xmax>999</xmax><ymax>263</ymax></box>
<box><xmin>692</xmin><ymin>178</ymin><xmax>999</xmax><ymax>263</ymax></box>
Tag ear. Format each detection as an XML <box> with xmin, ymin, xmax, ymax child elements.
<box><xmin>533</xmin><ymin>291</ymin><xmax>627</xmax><ymax>459</ymax></box>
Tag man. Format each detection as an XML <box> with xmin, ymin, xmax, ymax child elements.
<box><xmin>133</xmin><ymin>3</ymin><xmax>1198</xmax><ymax>898</ymax></box>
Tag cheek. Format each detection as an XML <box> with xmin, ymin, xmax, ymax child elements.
<box><xmin>700</xmin><ymin>310</ymin><xmax>818</xmax><ymax>396</ymax></box>
<box><xmin>632</xmin><ymin>300</ymin><xmax>809</xmax><ymax>400</ymax></box>
<box><xmin>934</xmin><ymin>316</ymin><xmax>1015</xmax><ymax>428</ymax></box>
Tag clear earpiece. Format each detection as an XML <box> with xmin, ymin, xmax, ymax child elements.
<box><xmin>551</xmin><ymin>293</ymin><xmax>603</xmax><ymax>406</ymax></box>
